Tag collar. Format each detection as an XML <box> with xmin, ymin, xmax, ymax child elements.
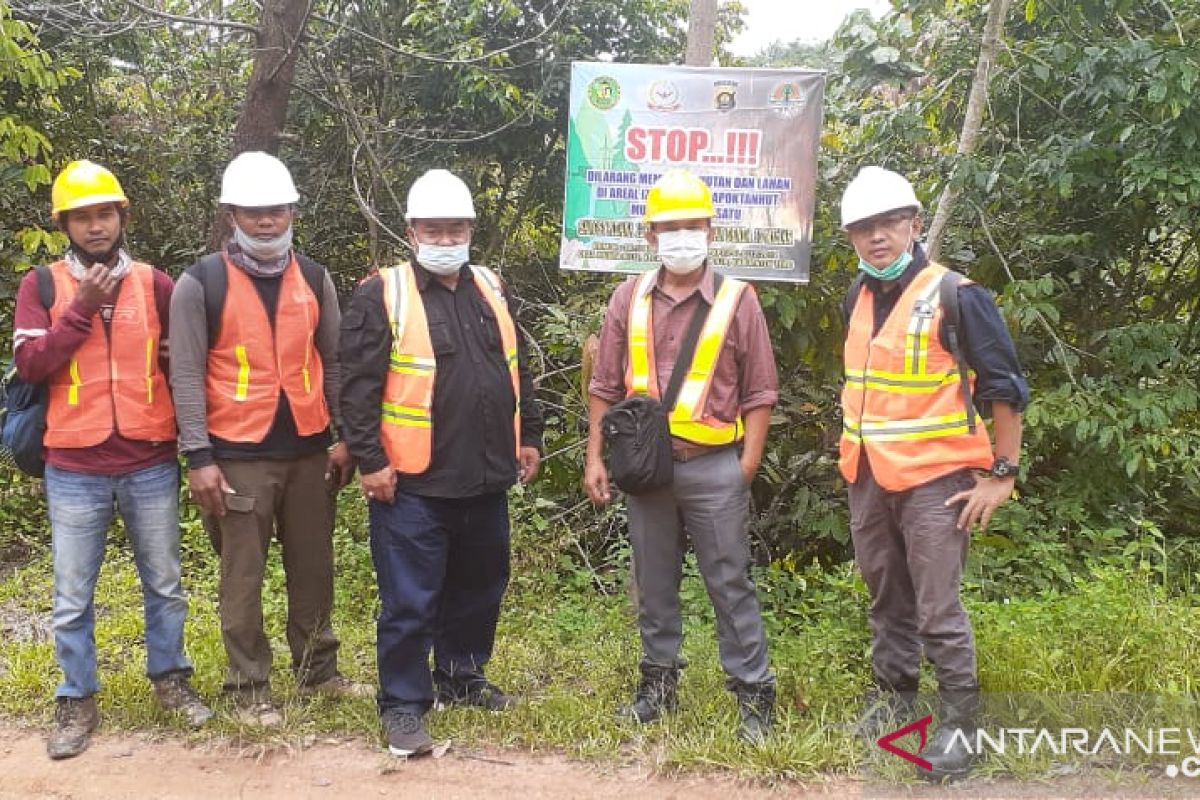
<box><xmin>863</xmin><ymin>243</ymin><xmax>929</xmax><ymax>296</ymax></box>
<box><xmin>653</xmin><ymin>261</ymin><xmax>717</xmax><ymax>304</ymax></box>
<box><xmin>412</xmin><ymin>261</ymin><xmax>472</xmax><ymax>291</ymax></box>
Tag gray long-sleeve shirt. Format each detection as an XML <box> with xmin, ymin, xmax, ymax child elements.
<box><xmin>169</xmin><ymin>252</ymin><xmax>343</xmax><ymax>469</ymax></box>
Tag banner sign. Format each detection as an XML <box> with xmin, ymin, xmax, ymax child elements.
<box><xmin>561</xmin><ymin>62</ymin><xmax>825</xmax><ymax>283</ymax></box>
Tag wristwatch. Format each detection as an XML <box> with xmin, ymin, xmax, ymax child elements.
<box><xmin>990</xmin><ymin>456</ymin><xmax>1018</xmax><ymax>479</ymax></box>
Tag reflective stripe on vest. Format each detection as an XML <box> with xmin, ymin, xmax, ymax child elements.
<box><xmin>379</xmin><ymin>263</ymin><xmax>521</xmax><ymax>474</ymax></box>
<box><xmin>624</xmin><ymin>269</ymin><xmax>747</xmax><ymax>446</ymax></box>
<box><xmin>44</xmin><ymin>260</ymin><xmax>176</xmax><ymax>448</ymax></box>
<box><xmin>839</xmin><ymin>263</ymin><xmax>993</xmax><ymax>491</ymax></box>
<box><xmin>204</xmin><ymin>255</ymin><xmax>330</xmax><ymax>442</ymax></box>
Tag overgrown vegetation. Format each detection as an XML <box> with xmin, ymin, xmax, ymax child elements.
<box><xmin>1</xmin><ymin>0</ymin><xmax>1199</xmax><ymax>784</ymax></box>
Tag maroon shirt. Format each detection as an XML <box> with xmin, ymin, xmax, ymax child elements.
<box><xmin>13</xmin><ymin>265</ymin><xmax>177</xmax><ymax>475</ymax></box>
<box><xmin>588</xmin><ymin>265</ymin><xmax>779</xmax><ymax>430</ymax></box>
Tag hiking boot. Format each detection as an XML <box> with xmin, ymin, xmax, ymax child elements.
<box><xmin>229</xmin><ymin>686</ymin><xmax>282</xmax><ymax>727</ymax></box>
<box><xmin>732</xmin><ymin>679</ymin><xmax>776</xmax><ymax>744</ymax></box>
<box><xmin>47</xmin><ymin>696</ymin><xmax>99</xmax><ymax>760</ymax></box>
<box><xmin>153</xmin><ymin>672</ymin><xmax>213</xmax><ymax>727</ymax></box>
<box><xmin>435</xmin><ymin>680</ymin><xmax>518</xmax><ymax>711</ymax></box>
<box><xmin>299</xmin><ymin>673</ymin><xmax>375</xmax><ymax>700</ymax></box>
<box><xmin>381</xmin><ymin>708</ymin><xmax>434</xmax><ymax>757</ymax></box>
<box><xmin>920</xmin><ymin>688</ymin><xmax>981</xmax><ymax>782</ymax></box>
<box><xmin>619</xmin><ymin>663</ymin><xmax>679</xmax><ymax>724</ymax></box>
<box><xmin>854</xmin><ymin>686</ymin><xmax>918</xmax><ymax>742</ymax></box>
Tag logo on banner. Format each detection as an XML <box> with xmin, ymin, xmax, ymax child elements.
<box><xmin>877</xmin><ymin>715</ymin><xmax>934</xmax><ymax>771</ymax></box>
<box><xmin>646</xmin><ymin>80</ymin><xmax>681</xmax><ymax>111</ymax></box>
<box><xmin>769</xmin><ymin>81</ymin><xmax>807</xmax><ymax>118</ymax></box>
<box><xmin>713</xmin><ymin>80</ymin><xmax>738</xmax><ymax>111</ymax></box>
<box><xmin>587</xmin><ymin>76</ymin><xmax>621</xmax><ymax>111</ymax></box>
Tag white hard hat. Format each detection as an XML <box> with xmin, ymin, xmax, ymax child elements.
<box><xmin>405</xmin><ymin>169</ymin><xmax>476</xmax><ymax>221</ymax></box>
<box><xmin>220</xmin><ymin>151</ymin><xmax>300</xmax><ymax>207</ymax></box>
<box><xmin>840</xmin><ymin>166</ymin><xmax>923</xmax><ymax>229</ymax></box>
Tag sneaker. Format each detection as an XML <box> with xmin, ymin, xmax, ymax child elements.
<box><xmin>298</xmin><ymin>673</ymin><xmax>374</xmax><ymax>700</ymax></box>
<box><xmin>47</xmin><ymin>696</ymin><xmax>99</xmax><ymax>760</ymax></box>
<box><xmin>381</xmin><ymin>709</ymin><xmax>433</xmax><ymax>756</ymax></box>
<box><xmin>436</xmin><ymin>680</ymin><xmax>518</xmax><ymax>711</ymax></box>
<box><xmin>153</xmin><ymin>673</ymin><xmax>213</xmax><ymax>727</ymax></box>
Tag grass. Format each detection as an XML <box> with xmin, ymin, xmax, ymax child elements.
<box><xmin>0</xmin><ymin>488</ymin><xmax>1198</xmax><ymax>786</ymax></box>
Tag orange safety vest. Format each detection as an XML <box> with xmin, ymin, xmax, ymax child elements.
<box><xmin>205</xmin><ymin>255</ymin><xmax>329</xmax><ymax>442</ymax></box>
<box><xmin>840</xmin><ymin>262</ymin><xmax>993</xmax><ymax>492</ymax></box>
<box><xmin>378</xmin><ymin>263</ymin><xmax>521</xmax><ymax>474</ymax></box>
<box><xmin>624</xmin><ymin>269</ymin><xmax>748</xmax><ymax>446</ymax></box>
<box><xmin>44</xmin><ymin>260</ymin><xmax>176</xmax><ymax>448</ymax></box>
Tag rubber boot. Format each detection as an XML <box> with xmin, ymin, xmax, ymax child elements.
<box><xmin>921</xmin><ymin>688</ymin><xmax>981</xmax><ymax>781</ymax></box>
<box><xmin>854</xmin><ymin>683</ymin><xmax>919</xmax><ymax>742</ymax></box>
<box><xmin>620</xmin><ymin>662</ymin><xmax>679</xmax><ymax>724</ymax></box>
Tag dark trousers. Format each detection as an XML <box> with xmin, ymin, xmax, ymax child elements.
<box><xmin>849</xmin><ymin>457</ymin><xmax>978</xmax><ymax>692</ymax></box>
<box><xmin>369</xmin><ymin>489</ymin><xmax>511</xmax><ymax>715</ymax></box>
<box><xmin>205</xmin><ymin>452</ymin><xmax>340</xmax><ymax>691</ymax></box>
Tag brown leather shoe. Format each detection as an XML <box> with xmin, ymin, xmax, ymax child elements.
<box><xmin>153</xmin><ymin>673</ymin><xmax>213</xmax><ymax>727</ymax></box>
<box><xmin>47</xmin><ymin>696</ymin><xmax>99</xmax><ymax>760</ymax></box>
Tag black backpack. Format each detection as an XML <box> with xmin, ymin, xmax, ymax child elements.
<box><xmin>1</xmin><ymin>265</ymin><xmax>55</xmax><ymax>476</ymax></box>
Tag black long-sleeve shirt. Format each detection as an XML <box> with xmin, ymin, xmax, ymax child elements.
<box><xmin>339</xmin><ymin>263</ymin><xmax>543</xmax><ymax>498</ymax></box>
<box><xmin>842</xmin><ymin>245</ymin><xmax>1030</xmax><ymax>414</ymax></box>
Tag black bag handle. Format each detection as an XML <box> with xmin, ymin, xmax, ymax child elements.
<box><xmin>661</xmin><ymin>273</ymin><xmax>724</xmax><ymax>412</ymax></box>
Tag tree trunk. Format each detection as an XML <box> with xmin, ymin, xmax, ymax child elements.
<box><xmin>208</xmin><ymin>0</ymin><xmax>310</xmax><ymax>249</ymax></box>
<box><xmin>685</xmin><ymin>0</ymin><xmax>717</xmax><ymax>67</ymax></box>
<box><xmin>925</xmin><ymin>0</ymin><xmax>1013</xmax><ymax>262</ymax></box>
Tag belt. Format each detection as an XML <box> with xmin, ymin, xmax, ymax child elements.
<box><xmin>672</xmin><ymin>442</ymin><xmax>734</xmax><ymax>463</ymax></box>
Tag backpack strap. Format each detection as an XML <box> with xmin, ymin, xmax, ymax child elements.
<box><xmin>842</xmin><ymin>272</ymin><xmax>867</xmax><ymax>326</ymax></box>
<box><xmin>34</xmin><ymin>264</ymin><xmax>54</xmax><ymax>309</ymax></box>
<box><xmin>938</xmin><ymin>269</ymin><xmax>977</xmax><ymax>433</ymax></box>
<box><xmin>194</xmin><ymin>251</ymin><xmax>328</xmax><ymax>347</ymax></box>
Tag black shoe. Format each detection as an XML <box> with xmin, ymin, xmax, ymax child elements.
<box><xmin>854</xmin><ymin>687</ymin><xmax>918</xmax><ymax>741</ymax></box>
<box><xmin>619</xmin><ymin>663</ymin><xmax>680</xmax><ymax>724</ymax></box>
<box><xmin>47</xmin><ymin>696</ymin><xmax>99</xmax><ymax>760</ymax></box>
<box><xmin>731</xmin><ymin>679</ymin><xmax>776</xmax><ymax>743</ymax></box>
<box><xmin>920</xmin><ymin>689</ymin><xmax>981</xmax><ymax>781</ymax></box>
<box><xmin>381</xmin><ymin>709</ymin><xmax>434</xmax><ymax>756</ymax></box>
<box><xmin>436</xmin><ymin>680</ymin><xmax>518</xmax><ymax>711</ymax></box>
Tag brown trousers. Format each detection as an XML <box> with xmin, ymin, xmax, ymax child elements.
<box><xmin>849</xmin><ymin>457</ymin><xmax>978</xmax><ymax>693</ymax></box>
<box><xmin>204</xmin><ymin>452</ymin><xmax>340</xmax><ymax>691</ymax></box>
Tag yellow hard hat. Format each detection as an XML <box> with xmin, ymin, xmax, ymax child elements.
<box><xmin>51</xmin><ymin>160</ymin><xmax>129</xmax><ymax>220</ymax></box>
<box><xmin>643</xmin><ymin>169</ymin><xmax>715</xmax><ymax>223</ymax></box>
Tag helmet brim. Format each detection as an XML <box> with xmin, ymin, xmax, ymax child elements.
<box><xmin>51</xmin><ymin>194</ymin><xmax>130</xmax><ymax>220</ymax></box>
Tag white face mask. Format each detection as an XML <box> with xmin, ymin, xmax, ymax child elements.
<box><xmin>416</xmin><ymin>241</ymin><xmax>470</xmax><ymax>276</ymax></box>
<box><xmin>233</xmin><ymin>223</ymin><xmax>293</xmax><ymax>262</ymax></box>
<box><xmin>656</xmin><ymin>228</ymin><xmax>709</xmax><ymax>274</ymax></box>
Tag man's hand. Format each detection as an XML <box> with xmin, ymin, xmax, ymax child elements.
<box><xmin>946</xmin><ymin>473</ymin><xmax>1016</xmax><ymax>531</ymax></box>
<box><xmin>76</xmin><ymin>262</ymin><xmax>120</xmax><ymax>309</ymax></box>
<box><xmin>740</xmin><ymin>455</ymin><xmax>760</xmax><ymax>486</ymax></box>
<box><xmin>361</xmin><ymin>466</ymin><xmax>397</xmax><ymax>505</ymax></box>
<box><xmin>325</xmin><ymin>442</ymin><xmax>354</xmax><ymax>491</ymax></box>
<box><xmin>583</xmin><ymin>456</ymin><xmax>611</xmax><ymax>506</ymax></box>
<box><xmin>189</xmin><ymin>464</ymin><xmax>232</xmax><ymax>517</ymax></box>
<box><xmin>518</xmin><ymin>446</ymin><xmax>541</xmax><ymax>485</ymax></box>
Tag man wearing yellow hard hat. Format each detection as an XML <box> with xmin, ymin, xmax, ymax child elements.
<box><xmin>584</xmin><ymin>168</ymin><xmax>779</xmax><ymax>742</ymax></box>
<box><xmin>11</xmin><ymin>160</ymin><xmax>210</xmax><ymax>759</ymax></box>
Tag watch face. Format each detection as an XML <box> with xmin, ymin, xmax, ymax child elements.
<box><xmin>992</xmin><ymin>458</ymin><xmax>1014</xmax><ymax>477</ymax></box>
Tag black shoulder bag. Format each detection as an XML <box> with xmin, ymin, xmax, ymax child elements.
<box><xmin>601</xmin><ymin>276</ymin><xmax>721</xmax><ymax>495</ymax></box>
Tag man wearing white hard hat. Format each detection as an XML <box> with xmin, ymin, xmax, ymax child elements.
<box><xmin>339</xmin><ymin>168</ymin><xmax>543</xmax><ymax>756</ymax></box>
<box><xmin>170</xmin><ymin>151</ymin><xmax>366</xmax><ymax>726</ymax></box>
<box><xmin>838</xmin><ymin>166</ymin><xmax>1028</xmax><ymax>779</ymax></box>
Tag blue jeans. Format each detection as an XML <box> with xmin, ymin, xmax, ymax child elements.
<box><xmin>369</xmin><ymin>490</ymin><xmax>510</xmax><ymax>715</ymax></box>
<box><xmin>46</xmin><ymin>461</ymin><xmax>192</xmax><ymax>698</ymax></box>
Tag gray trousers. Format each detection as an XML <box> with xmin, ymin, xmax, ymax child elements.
<box><xmin>849</xmin><ymin>457</ymin><xmax>978</xmax><ymax>692</ymax></box>
<box><xmin>627</xmin><ymin>448</ymin><xmax>772</xmax><ymax>685</ymax></box>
